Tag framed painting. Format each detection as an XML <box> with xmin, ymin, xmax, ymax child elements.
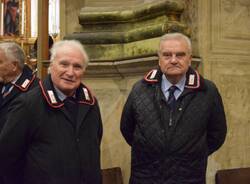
<box><xmin>3</xmin><ymin>0</ymin><xmax>21</xmax><ymax>36</ymax></box>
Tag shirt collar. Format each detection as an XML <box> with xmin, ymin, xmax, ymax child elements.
<box><xmin>54</xmin><ymin>86</ymin><xmax>68</xmax><ymax>101</ymax></box>
<box><xmin>54</xmin><ymin>86</ymin><xmax>77</xmax><ymax>102</ymax></box>
<box><xmin>161</xmin><ymin>74</ymin><xmax>186</xmax><ymax>93</ymax></box>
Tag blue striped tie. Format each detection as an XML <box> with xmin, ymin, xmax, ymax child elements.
<box><xmin>167</xmin><ymin>86</ymin><xmax>177</xmax><ymax>109</ymax></box>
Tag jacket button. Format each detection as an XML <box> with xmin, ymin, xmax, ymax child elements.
<box><xmin>76</xmin><ymin>138</ymin><xmax>80</xmax><ymax>142</ymax></box>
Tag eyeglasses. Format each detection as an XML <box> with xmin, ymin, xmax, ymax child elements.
<box><xmin>160</xmin><ymin>52</ymin><xmax>188</xmax><ymax>60</ymax></box>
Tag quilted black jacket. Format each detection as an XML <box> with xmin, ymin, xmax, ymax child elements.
<box><xmin>120</xmin><ymin>67</ymin><xmax>227</xmax><ymax>184</ymax></box>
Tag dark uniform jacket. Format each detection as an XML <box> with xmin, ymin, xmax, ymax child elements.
<box><xmin>120</xmin><ymin>67</ymin><xmax>227</xmax><ymax>184</ymax></box>
<box><xmin>0</xmin><ymin>65</ymin><xmax>39</xmax><ymax>184</ymax></box>
<box><xmin>0</xmin><ymin>75</ymin><xmax>103</xmax><ymax>184</ymax></box>
<box><xmin>0</xmin><ymin>65</ymin><xmax>39</xmax><ymax>131</ymax></box>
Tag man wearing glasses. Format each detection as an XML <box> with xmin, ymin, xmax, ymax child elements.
<box><xmin>120</xmin><ymin>32</ymin><xmax>227</xmax><ymax>184</ymax></box>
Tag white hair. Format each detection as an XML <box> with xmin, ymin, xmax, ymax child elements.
<box><xmin>158</xmin><ymin>32</ymin><xmax>192</xmax><ymax>54</ymax></box>
<box><xmin>0</xmin><ymin>42</ymin><xmax>25</xmax><ymax>69</ymax></box>
<box><xmin>50</xmin><ymin>40</ymin><xmax>89</xmax><ymax>68</ymax></box>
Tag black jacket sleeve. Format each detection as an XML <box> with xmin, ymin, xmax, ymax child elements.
<box><xmin>207</xmin><ymin>82</ymin><xmax>227</xmax><ymax>155</ymax></box>
<box><xmin>120</xmin><ymin>90</ymin><xmax>136</xmax><ymax>146</ymax></box>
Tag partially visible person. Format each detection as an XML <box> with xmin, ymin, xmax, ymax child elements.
<box><xmin>0</xmin><ymin>40</ymin><xmax>103</xmax><ymax>184</ymax></box>
<box><xmin>30</xmin><ymin>35</ymin><xmax>54</xmax><ymax>59</ymax></box>
<box><xmin>0</xmin><ymin>42</ymin><xmax>39</xmax><ymax>131</ymax></box>
<box><xmin>120</xmin><ymin>32</ymin><xmax>227</xmax><ymax>184</ymax></box>
<box><xmin>0</xmin><ymin>42</ymin><xmax>39</xmax><ymax>184</ymax></box>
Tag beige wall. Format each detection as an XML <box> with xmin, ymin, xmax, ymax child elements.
<box><xmin>83</xmin><ymin>77</ymin><xmax>138</xmax><ymax>184</ymax></box>
<box><xmin>62</xmin><ymin>0</ymin><xmax>250</xmax><ymax>184</ymax></box>
<box><xmin>197</xmin><ymin>0</ymin><xmax>250</xmax><ymax>183</ymax></box>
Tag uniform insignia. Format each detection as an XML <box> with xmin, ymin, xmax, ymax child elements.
<box><xmin>83</xmin><ymin>88</ymin><xmax>90</xmax><ymax>101</ymax></box>
<box><xmin>144</xmin><ymin>69</ymin><xmax>159</xmax><ymax>83</ymax></box>
<box><xmin>150</xmin><ymin>69</ymin><xmax>157</xmax><ymax>79</ymax></box>
<box><xmin>21</xmin><ymin>79</ymin><xmax>30</xmax><ymax>88</ymax></box>
<box><xmin>185</xmin><ymin>70</ymin><xmax>201</xmax><ymax>89</ymax></box>
<box><xmin>47</xmin><ymin>90</ymin><xmax>57</xmax><ymax>104</ymax></box>
<box><xmin>188</xmin><ymin>74</ymin><xmax>195</xmax><ymax>85</ymax></box>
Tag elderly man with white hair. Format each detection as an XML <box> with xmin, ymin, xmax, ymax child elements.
<box><xmin>0</xmin><ymin>41</ymin><xmax>39</xmax><ymax>131</ymax></box>
<box><xmin>0</xmin><ymin>40</ymin><xmax>103</xmax><ymax>184</ymax></box>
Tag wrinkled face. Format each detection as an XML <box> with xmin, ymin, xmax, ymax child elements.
<box><xmin>0</xmin><ymin>49</ymin><xmax>17</xmax><ymax>83</ymax></box>
<box><xmin>158</xmin><ymin>39</ymin><xmax>192</xmax><ymax>84</ymax></box>
<box><xmin>50</xmin><ymin>46</ymin><xmax>85</xmax><ymax>96</ymax></box>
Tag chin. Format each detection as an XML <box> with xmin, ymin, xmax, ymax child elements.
<box><xmin>166</xmin><ymin>71</ymin><xmax>183</xmax><ymax>76</ymax></box>
<box><xmin>63</xmin><ymin>86</ymin><xmax>76</xmax><ymax>92</ymax></box>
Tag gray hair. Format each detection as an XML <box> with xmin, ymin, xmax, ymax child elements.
<box><xmin>0</xmin><ymin>42</ymin><xmax>25</xmax><ymax>69</ymax></box>
<box><xmin>158</xmin><ymin>32</ymin><xmax>192</xmax><ymax>54</ymax></box>
<box><xmin>50</xmin><ymin>40</ymin><xmax>89</xmax><ymax>69</ymax></box>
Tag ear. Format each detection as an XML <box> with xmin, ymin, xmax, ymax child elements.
<box><xmin>49</xmin><ymin>61</ymin><xmax>53</xmax><ymax>69</ymax></box>
<box><xmin>81</xmin><ymin>69</ymin><xmax>85</xmax><ymax>78</ymax></box>
<box><xmin>188</xmin><ymin>55</ymin><xmax>192</xmax><ymax>66</ymax></box>
<box><xmin>11</xmin><ymin>61</ymin><xmax>19</xmax><ymax>72</ymax></box>
<box><xmin>158</xmin><ymin>52</ymin><xmax>161</xmax><ymax>66</ymax></box>
<box><xmin>158</xmin><ymin>59</ymin><xmax>161</xmax><ymax>67</ymax></box>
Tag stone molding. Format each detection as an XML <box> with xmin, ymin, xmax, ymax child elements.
<box><xmin>41</xmin><ymin>56</ymin><xmax>201</xmax><ymax>78</ymax></box>
<box><xmin>65</xmin><ymin>21</ymin><xmax>187</xmax><ymax>44</ymax></box>
<box><xmin>82</xmin><ymin>56</ymin><xmax>201</xmax><ymax>78</ymax></box>
<box><xmin>79</xmin><ymin>0</ymin><xmax>184</xmax><ymax>24</ymax></box>
<box><xmin>64</xmin><ymin>0</ymin><xmax>192</xmax><ymax>77</ymax></box>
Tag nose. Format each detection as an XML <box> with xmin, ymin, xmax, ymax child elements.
<box><xmin>170</xmin><ymin>55</ymin><xmax>178</xmax><ymax>63</ymax></box>
<box><xmin>65</xmin><ymin>65</ymin><xmax>74</xmax><ymax>76</ymax></box>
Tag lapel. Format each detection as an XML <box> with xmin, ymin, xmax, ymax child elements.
<box><xmin>1</xmin><ymin>66</ymin><xmax>37</xmax><ymax>108</ymax></box>
<box><xmin>144</xmin><ymin>69</ymin><xmax>168</xmax><ymax>150</ymax></box>
<box><xmin>39</xmin><ymin>76</ymin><xmax>73</xmax><ymax>125</ymax></box>
<box><xmin>75</xmin><ymin>85</ymin><xmax>95</xmax><ymax>133</ymax></box>
<box><xmin>61</xmin><ymin>105</ymin><xmax>75</xmax><ymax>126</ymax></box>
<box><xmin>75</xmin><ymin>103</ymin><xmax>90</xmax><ymax>134</ymax></box>
<box><xmin>40</xmin><ymin>75</ymin><xmax>96</xmax><ymax>132</ymax></box>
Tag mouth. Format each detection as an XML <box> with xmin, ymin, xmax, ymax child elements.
<box><xmin>62</xmin><ymin>78</ymin><xmax>75</xmax><ymax>83</ymax></box>
<box><xmin>168</xmin><ymin>66</ymin><xmax>180</xmax><ymax>70</ymax></box>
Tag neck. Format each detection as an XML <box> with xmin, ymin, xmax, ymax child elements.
<box><xmin>165</xmin><ymin>75</ymin><xmax>184</xmax><ymax>85</ymax></box>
